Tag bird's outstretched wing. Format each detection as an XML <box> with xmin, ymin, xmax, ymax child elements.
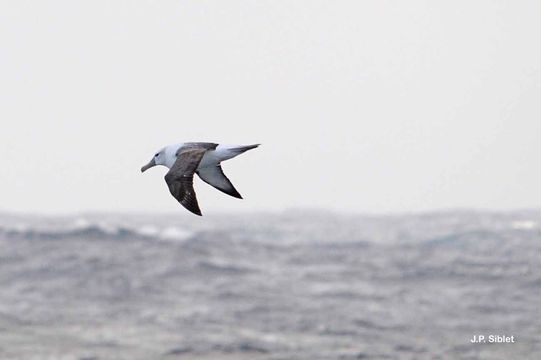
<box><xmin>197</xmin><ymin>165</ymin><xmax>242</xmax><ymax>199</ymax></box>
<box><xmin>164</xmin><ymin>148</ymin><xmax>207</xmax><ymax>216</ymax></box>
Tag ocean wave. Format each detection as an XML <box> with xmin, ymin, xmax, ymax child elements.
<box><xmin>0</xmin><ymin>221</ymin><xmax>193</xmax><ymax>242</ymax></box>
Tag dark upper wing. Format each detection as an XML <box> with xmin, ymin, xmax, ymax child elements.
<box><xmin>164</xmin><ymin>148</ymin><xmax>207</xmax><ymax>216</ymax></box>
<box><xmin>179</xmin><ymin>142</ymin><xmax>218</xmax><ymax>153</ymax></box>
<box><xmin>197</xmin><ymin>165</ymin><xmax>242</xmax><ymax>199</ymax></box>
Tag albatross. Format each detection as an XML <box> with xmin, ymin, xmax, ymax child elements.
<box><xmin>141</xmin><ymin>142</ymin><xmax>259</xmax><ymax>216</ymax></box>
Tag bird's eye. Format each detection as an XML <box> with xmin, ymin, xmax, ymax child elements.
<box><xmin>155</xmin><ymin>153</ymin><xmax>159</xmax><ymax>157</ymax></box>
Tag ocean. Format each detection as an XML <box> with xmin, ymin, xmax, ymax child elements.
<box><xmin>0</xmin><ymin>210</ymin><xmax>539</xmax><ymax>359</ymax></box>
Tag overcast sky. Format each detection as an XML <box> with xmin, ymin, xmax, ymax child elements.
<box><xmin>1</xmin><ymin>1</ymin><xmax>540</xmax><ymax>215</ymax></box>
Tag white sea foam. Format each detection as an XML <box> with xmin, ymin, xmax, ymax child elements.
<box><xmin>136</xmin><ymin>225</ymin><xmax>160</xmax><ymax>237</ymax></box>
<box><xmin>71</xmin><ymin>218</ymin><xmax>91</xmax><ymax>230</ymax></box>
<box><xmin>511</xmin><ymin>220</ymin><xmax>537</xmax><ymax>230</ymax></box>
<box><xmin>158</xmin><ymin>226</ymin><xmax>192</xmax><ymax>242</ymax></box>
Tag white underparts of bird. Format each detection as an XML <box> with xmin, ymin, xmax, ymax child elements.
<box><xmin>141</xmin><ymin>142</ymin><xmax>260</xmax><ymax>216</ymax></box>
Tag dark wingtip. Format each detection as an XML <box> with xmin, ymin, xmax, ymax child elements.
<box><xmin>229</xmin><ymin>188</ymin><xmax>243</xmax><ymax>199</ymax></box>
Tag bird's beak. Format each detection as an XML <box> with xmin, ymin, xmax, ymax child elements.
<box><xmin>141</xmin><ymin>159</ymin><xmax>156</xmax><ymax>173</ymax></box>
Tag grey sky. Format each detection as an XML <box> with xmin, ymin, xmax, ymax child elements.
<box><xmin>1</xmin><ymin>1</ymin><xmax>540</xmax><ymax>215</ymax></box>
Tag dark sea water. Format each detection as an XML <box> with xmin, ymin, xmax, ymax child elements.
<box><xmin>0</xmin><ymin>210</ymin><xmax>540</xmax><ymax>359</ymax></box>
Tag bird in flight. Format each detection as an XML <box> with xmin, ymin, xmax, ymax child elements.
<box><xmin>141</xmin><ymin>142</ymin><xmax>259</xmax><ymax>216</ymax></box>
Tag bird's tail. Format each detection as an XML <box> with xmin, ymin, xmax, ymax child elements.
<box><xmin>231</xmin><ymin>144</ymin><xmax>260</xmax><ymax>154</ymax></box>
<box><xmin>214</xmin><ymin>143</ymin><xmax>260</xmax><ymax>163</ymax></box>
